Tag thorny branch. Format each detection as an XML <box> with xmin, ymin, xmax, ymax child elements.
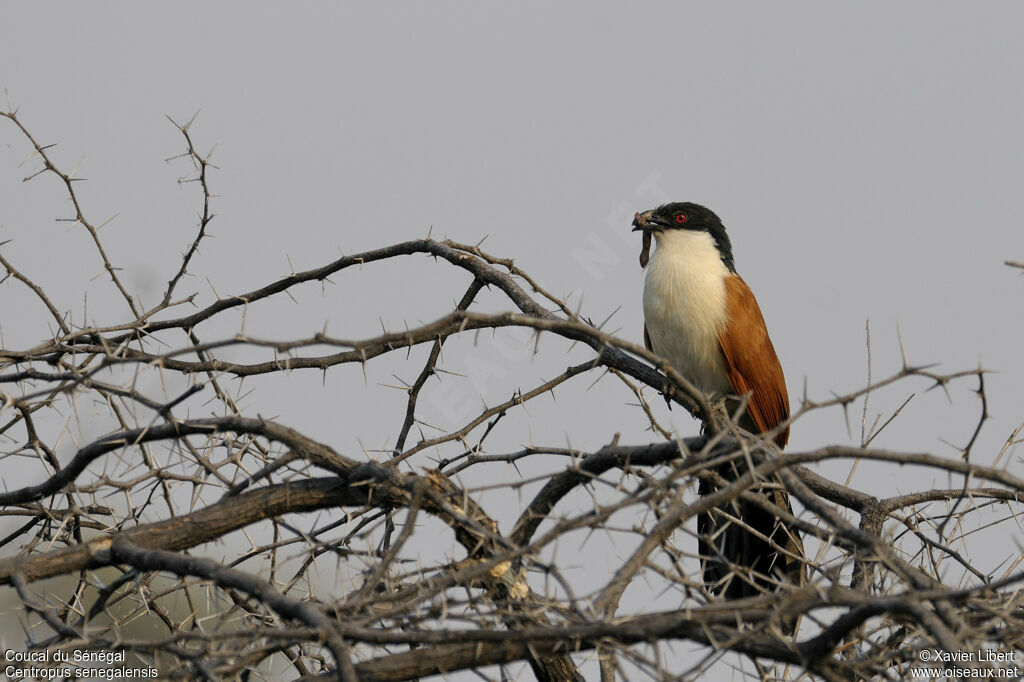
<box><xmin>1</xmin><ymin>109</ymin><xmax>1022</xmax><ymax>681</ymax></box>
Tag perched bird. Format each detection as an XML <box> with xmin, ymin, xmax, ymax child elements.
<box><xmin>631</xmin><ymin>202</ymin><xmax>805</xmax><ymax>628</ymax></box>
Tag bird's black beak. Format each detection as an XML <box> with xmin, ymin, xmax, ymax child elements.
<box><xmin>631</xmin><ymin>209</ymin><xmax>659</xmax><ymax>232</ymax></box>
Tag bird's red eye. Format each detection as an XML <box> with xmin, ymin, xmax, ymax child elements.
<box><xmin>674</xmin><ymin>213</ymin><xmax>688</xmax><ymax>224</ymax></box>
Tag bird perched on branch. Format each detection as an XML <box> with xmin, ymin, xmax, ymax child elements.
<box><xmin>632</xmin><ymin>202</ymin><xmax>805</xmax><ymax>632</ymax></box>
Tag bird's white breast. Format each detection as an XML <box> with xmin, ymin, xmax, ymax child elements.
<box><xmin>642</xmin><ymin>229</ymin><xmax>733</xmax><ymax>398</ymax></box>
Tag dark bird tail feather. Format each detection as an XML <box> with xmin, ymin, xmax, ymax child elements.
<box><xmin>697</xmin><ymin>462</ymin><xmax>806</xmax><ymax>635</ymax></box>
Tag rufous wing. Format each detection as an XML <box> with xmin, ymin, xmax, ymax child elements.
<box><xmin>717</xmin><ymin>275</ymin><xmax>790</xmax><ymax>448</ymax></box>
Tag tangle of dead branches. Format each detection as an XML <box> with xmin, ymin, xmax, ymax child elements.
<box><xmin>2</xmin><ymin>108</ymin><xmax>1023</xmax><ymax>682</ymax></box>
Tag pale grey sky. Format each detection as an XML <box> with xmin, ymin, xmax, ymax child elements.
<box><xmin>5</xmin><ymin>2</ymin><xmax>1021</xmax><ymax>460</ymax></box>
<box><xmin>2</xmin><ymin>2</ymin><xmax>1023</xmax><ymax>675</ymax></box>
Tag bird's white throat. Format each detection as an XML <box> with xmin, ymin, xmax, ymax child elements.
<box><xmin>642</xmin><ymin>229</ymin><xmax>733</xmax><ymax>398</ymax></box>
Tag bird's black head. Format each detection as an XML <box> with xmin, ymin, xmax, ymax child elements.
<box><xmin>631</xmin><ymin>201</ymin><xmax>735</xmax><ymax>271</ymax></box>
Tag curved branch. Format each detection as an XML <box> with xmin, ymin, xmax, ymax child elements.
<box><xmin>110</xmin><ymin>539</ymin><xmax>357</xmax><ymax>682</ymax></box>
<box><xmin>0</xmin><ymin>477</ymin><xmax>361</xmax><ymax>584</ymax></box>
